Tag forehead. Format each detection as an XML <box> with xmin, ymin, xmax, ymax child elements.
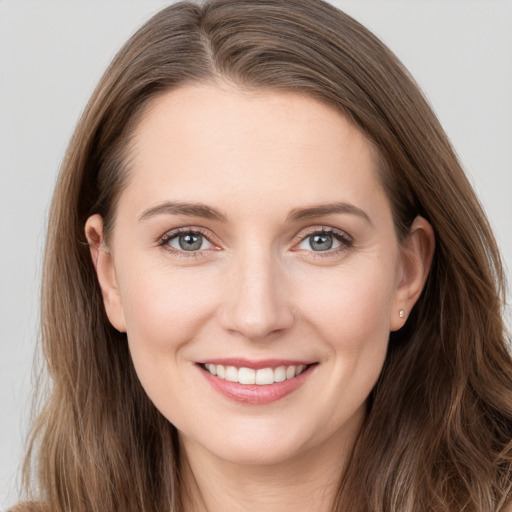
<box><xmin>122</xmin><ymin>84</ymin><xmax>387</xmax><ymax>218</ymax></box>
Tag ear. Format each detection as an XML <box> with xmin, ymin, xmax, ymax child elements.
<box><xmin>390</xmin><ymin>216</ymin><xmax>435</xmax><ymax>331</ymax></box>
<box><xmin>85</xmin><ymin>214</ymin><xmax>127</xmax><ymax>333</ymax></box>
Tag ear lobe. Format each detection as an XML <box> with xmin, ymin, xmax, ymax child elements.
<box><xmin>391</xmin><ymin>216</ymin><xmax>435</xmax><ymax>331</ymax></box>
<box><xmin>85</xmin><ymin>214</ymin><xmax>127</xmax><ymax>333</ymax></box>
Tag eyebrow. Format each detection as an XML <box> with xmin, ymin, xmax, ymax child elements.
<box><xmin>138</xmin><ymin>200</ymin><xmax>371</xmax><ymax>225</ymax></box>
<box><xmin>138</xmin><ymin>201</ymin><xmax>228</xmax><ymax>222</ymax></box>
<box><xmin>286</xmin><ymin>202</ymin><xmax>372</xmax><ymax>225</ymax></box>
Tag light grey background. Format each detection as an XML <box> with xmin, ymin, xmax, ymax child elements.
<box><xmin>1</xmin><ymin>0</ymin><xmax>511</xmax><ymax>508</ymax></box>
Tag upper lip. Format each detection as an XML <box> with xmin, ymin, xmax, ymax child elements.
<box><xmin>198</xmin><ymin>358</ymin><xmax>315</xmax><ymax>370</ymax></box>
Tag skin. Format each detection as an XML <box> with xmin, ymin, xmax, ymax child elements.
<box><xmin>86</xmin><ymin>84</ymin><xmax>434</xmax><ymax>512</ymax></box>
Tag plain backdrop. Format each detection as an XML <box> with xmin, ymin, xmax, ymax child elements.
<box><xmin>1</xmin><ymin>0</ymin><xmax>511</xmax><ymax>508</ymax></box>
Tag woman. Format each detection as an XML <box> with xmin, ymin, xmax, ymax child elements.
<box><xmin>13</xmin><ymin>0</ymin><xmax>512</xmax><ymax>511</ymax></box>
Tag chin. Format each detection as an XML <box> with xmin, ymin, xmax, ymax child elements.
<box><xmin>179</xmin><ymin>405</ymin><xmax>363</xmax><ymax>469</ymax></box>
<box><xmin>199</xmin><ymin>433</ymin><xmax>313</xmax><ymax>467</ymax></box>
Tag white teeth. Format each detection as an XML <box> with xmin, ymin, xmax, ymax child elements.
<box><xmin>255</xmin><ymin>367</ymin><xmax>274</xmax><ymax>385</ymax></box>
<box><xmin>216</xmin><ymin>365</ymin><xmax>225</xmax><ymax>379</ymax></box>
<box><xmin>204</xmin><ymin>363</ymin><xmax>308</xmax><ymax>385</ymax></box>
<box><xmin>274</xmin><ymin>366</ymin><xmax>286</xmax><ymax>383</ymax></box>
<box><xmin>238</xmin><ymin>367</ymin><xmax>256</xmax><ymax>384</ymax></box>
<box><xmin>225</xmin><ymin>366</ymin><xmax>238</xmax><ymax>382</ymax></box>
<box><xmin>286</xmin><ymin>366</ymin><xmax>296</xmax><ymax>379</ymax></box>
<box><xmin>205</xmin><ymin>363</ymin><xmax>217</xmax><ymax>376</ymax></box>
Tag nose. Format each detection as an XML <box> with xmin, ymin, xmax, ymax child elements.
<box><xmin>218</xmin><ymin>249</ymin><xmax>295</xmax><ymax>341</ymax></box>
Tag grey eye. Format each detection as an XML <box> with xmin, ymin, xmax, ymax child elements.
<box><xmin>309</xmin><ymin>233</ymin><xmax>334</xmax><ymax>251</ymax></box>
<box><xmin>297</xmin><ymin>231</ymin><xmax>344</xmax><ymax>252</ymax></box>
<box><xmin>168</xmin><ymin>232</ymin><xmax>212</xmax><ymax>251</ymax></box>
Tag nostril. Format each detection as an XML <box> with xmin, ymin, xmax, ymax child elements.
<box><xmin>218</xmin><ymin>298</ymin><xmax>295</xmax><ymax>341</ymax></box>
<box><xmin>216</xmin><ymin>261</ymin><xmax>294</xmax><ymax>339</ymax></box>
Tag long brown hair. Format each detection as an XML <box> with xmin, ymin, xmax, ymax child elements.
<box><xmin>22</xmin><ymin>1</ymin><xmax>512</xmax><ymax>511</ymax></box>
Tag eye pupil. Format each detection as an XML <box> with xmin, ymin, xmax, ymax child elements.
<box><xmin>179</xmin><ymin>233</ymin><xmax>202</xmax><ymax>251</ymax></box>
<box><xmin>310</xmin><ymin>233</ymin><xmax>333</xmax><ymax>251</ymax></box>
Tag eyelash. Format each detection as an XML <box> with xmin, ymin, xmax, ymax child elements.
<box><xmin>159</xmin><ymin>227</ymin><xmax>216</xmax><ymax>259</ymax></box>
<box><xmin>158</xmin><ymin>226</ymin><xmax>354</xmax><ymax>259</ymax></box>
<box><xmin>292</xmin><ymin>227</ymin><xmax>354</xmax><ymax>258</ymax></box>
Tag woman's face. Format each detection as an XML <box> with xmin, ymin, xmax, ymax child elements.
<box><xmin>88</xmin><ymin>84</ymin><xmax>429</xmax><ymax>467</ymax></box>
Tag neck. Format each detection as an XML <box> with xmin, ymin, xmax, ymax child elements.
<box><xmin>179</xmin><ymin>424</ymin><xmax>360</xmax><ymax>512</ymax></box>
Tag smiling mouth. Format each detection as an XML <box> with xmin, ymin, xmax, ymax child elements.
<box><xmin>201</xmin><ymin>363</ymin><xmax>309</xmax><ymax>385</ymax></box>
<box><xmin>198</xmin><ymin>360</ymin><xmax>317</xmax><ymax>404</ymax></box>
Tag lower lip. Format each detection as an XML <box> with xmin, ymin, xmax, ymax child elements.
<box><xmin>199</xmin><ymin>364</ymin><xmax>316</xmax><ymax>405</ymax></box>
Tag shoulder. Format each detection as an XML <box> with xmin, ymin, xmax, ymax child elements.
<box><xmin>7</xmin><ymin>503</ymin><xmax>49</xmax><ymax>512</ymax></box>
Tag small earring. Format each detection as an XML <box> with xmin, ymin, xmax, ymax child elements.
<box><xmin>399</xmin><ymin>309</ymin><xmax>405</xmax><ymax>318</ymax></box>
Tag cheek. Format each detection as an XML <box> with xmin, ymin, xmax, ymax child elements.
<box><xmin>302</xmin><ymin>274</ymin><xmax>392</xmax><ymax>400</ymax></box>
<box><xmin>296</xmin><ymin>262</ymin><xmax>397</xmax><ymax>351</ymax></box>
<box><xmin>118</xmin><ymin>261</ymin><xmax>220</xmax><ymax>356</ymax></box>
<box><xmin>275</xmin><ymin>259</ymin><xmax>399</xmax><ymax>440</ymax></box>
<box><xmin>116</xmin><ymin>262</ymin><xmax>222</xmax><ymax>426</ymax></box>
